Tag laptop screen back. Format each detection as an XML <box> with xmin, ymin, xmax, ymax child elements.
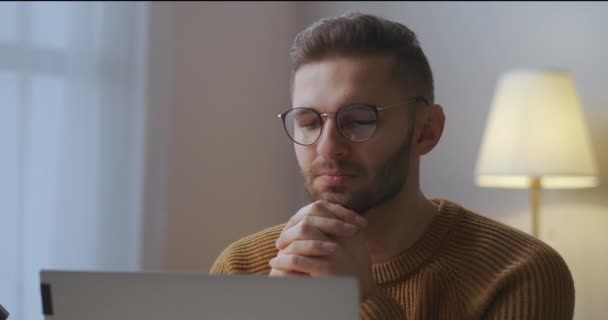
<box><xmin>39</xmin><ymin>270</ymin><xmax>359</xmax><ymax>320</ymax></box>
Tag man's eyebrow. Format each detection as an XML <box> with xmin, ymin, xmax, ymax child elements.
<box><xmin>296</xmin><ymin>101</ymin><xmax>377</xmax><ymax>111</ymax></box>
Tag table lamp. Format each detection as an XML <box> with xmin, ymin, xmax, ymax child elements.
<box><xmin>475</xmin><ymin>70</ymin><xmax>599</xmax><ymax>237</ymax></box>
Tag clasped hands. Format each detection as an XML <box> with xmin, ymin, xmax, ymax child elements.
<box><xmin>269</xmin><ymin>200</ymin><xmax>380</xmax><ymax>301</ymax></box>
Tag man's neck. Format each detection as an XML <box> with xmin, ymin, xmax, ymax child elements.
<box><xmin>362</xmin><ymin>188</ymin><xmax>439</xmax><ymax>264</ymax></box>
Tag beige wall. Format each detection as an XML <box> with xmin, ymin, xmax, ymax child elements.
<box><xmin>143</xmin><ymin>2</ymin><xmax>305</xmax><ymax>272</ymax></box>
<box><xmin>144</xmin><ymin>2</ymin><xmax>608</xmax><ymax>319</ymax></box>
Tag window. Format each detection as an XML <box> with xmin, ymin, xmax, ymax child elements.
<box><xmin>0</xmin><ymin>3</ymin><xmax>148</xmax><ymax>319</ymax></box>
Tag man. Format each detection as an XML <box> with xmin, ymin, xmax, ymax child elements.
<box><xmin>210</xmin><ymin>12</ymin><xmax>574</xmax><ymax>319</ymax></box>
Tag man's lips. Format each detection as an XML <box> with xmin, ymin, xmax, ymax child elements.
<box><xmin>316</xmin><ymin>171</ymin><xmax>356</xmax><ymax>177</ymax></box>
<box><xmin>315</xmin><ymin>171</ymin><xmax>357</xmax><ymax>186</ymax></box>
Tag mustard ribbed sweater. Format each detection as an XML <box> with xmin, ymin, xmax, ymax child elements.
<box><xmin>210</xmin><ymin>199</ymin><xmax>575</xmax><ymax>319</ymax></box>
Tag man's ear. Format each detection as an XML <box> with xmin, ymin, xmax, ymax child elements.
<box><xmin>413</xmin><ymin>104</ymin><xmax>445</xmax><ymax>156</ymax></box>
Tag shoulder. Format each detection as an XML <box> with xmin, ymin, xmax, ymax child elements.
<box><xmin>456</xmin><ymin>204</ymin><xmax>567</xmax><ymax>264</ymax></box>
<box><xmin>210</xmin><ymin>223</ymin><xmax>285</xmax><ymax>275</ymax></box>
<box><xmin>437</xmin><ymin>200</ymin><xmax>574</xmax><ymax>311</ymax></box>
<box><xmin>444</xmin><ymin>201</ymin><xmax>571</xmax><ymax>272</ymax></box>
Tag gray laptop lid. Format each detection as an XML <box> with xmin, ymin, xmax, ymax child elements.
<box><xmin>40</xmin><ymin>270</ymin><xmax>359</xmax><ymax>320</ymax></box>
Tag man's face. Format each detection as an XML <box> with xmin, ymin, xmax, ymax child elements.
<box><xmin>291</xmin><ymin>54</ymin><xmax>418</xmax><ymax>215</ymax></box>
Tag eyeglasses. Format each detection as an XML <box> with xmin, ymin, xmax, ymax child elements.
<box><xmin>277</xmin><ymin>96</ymin><xmax>429</xmax><ymax>146</ymax></box>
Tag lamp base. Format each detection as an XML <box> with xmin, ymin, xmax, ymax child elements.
<box><xmin>530</xmin><ymin>177</ymin><xmax>541</xmax><ymax>237</ymax></box>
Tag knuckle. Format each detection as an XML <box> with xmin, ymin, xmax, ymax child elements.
<box><xmin>310</xmin><ymin>201</ymin><xmax>325</xmax><ymax>212</ymax></box>
<box><xmin>310</xmin><ymin>240</ymin><xmax>322</xmax><ymax>252</ymax></box>
<box><xmin>282</xmin><ymin>242</ymin><xmax>293</xmax><ymax>253</ymax></box>
<box><xmin>302</xmin><ymin>215</ymin><xmax>315</xmax><ymax>226</ymax></box>
<box><xmin>277</xmin><ymin>255</ymin><xmax>289</xmax><ymax>267</ymax></box>
<box><xmin>331</xmin><ymin>220</ymin><xmax>349</xmax><ymax>234</ymax></box>
<box><xmin>330</xmin><ymin>219</ymin><xmax>343</xmax><ymax>231</ymax></box>
<box><xmin>290</xmin><ymin>241</ymin><xmax>302</xmax><ymax>253</ymax></box>
<box><xmin>297</xmin><ymin>221</ymin><xmax>310</xmax><ymax>236</ymax></box>
<box><xmin>288</xmin><ymin>255</ymin><xmax>300</xmax><ymax>266</ymax></box>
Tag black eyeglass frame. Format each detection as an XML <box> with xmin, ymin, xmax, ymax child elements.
<box><xmin>277</xmin><ymin>96</ymin><xmax>429</xmax><ymax>146</ymax></box>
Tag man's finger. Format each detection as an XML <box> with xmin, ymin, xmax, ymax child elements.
<box><xmin>275</xmin><ymin>218</ymin><xmax>331</xmax><ymax>249</ymax></box>
<box><xmin>284</xmin><ymin>201</ymin><xmax>332</xmax><ymax>230</ymax></box>
<box><xmin>269</xmin><ymin>254</ymin><xmax>330</xmax><ymax>275</ymax></box>
<box><xmin>268</xmin><ymin>268</ymin><xmax>308</xmax><ymax>277</ymax></box>
<box><xmin>282</xmin><ymin>240</ymin><xmax>337</xmax><ymax>256</ymax></box>
<box><xmin>276</xmin><ymin>216</ymin><xmax>359</xmax><ymax>249</ymax></box>
<box><xmin>284</xmin><ymin>200</ymin><xmax>367</xmax><ymax>231</ymax></box>
<box><xmin>324</xmin><ymin>201</ymin><xmax>368</xmax><ymax>227</ymax></box>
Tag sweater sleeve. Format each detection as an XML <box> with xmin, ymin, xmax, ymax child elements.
<box><xmin>209</xmin><ymin>224</ymin><xmax>284</xmax><ymax>275</ymax></box>
<box><xmin>360</xmin><ymin>292</ymin><xmax>407</xmax><ymax>320</ymax></box>
<box><xmin>483</xmin><ymin>246</ymin><xmax>575</xmax><ymax>320</ymax></box>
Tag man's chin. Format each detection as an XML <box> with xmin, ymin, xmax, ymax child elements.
<box><xmin>308</xmin><ymin>189</ymin><xmax>365</xmax><ymax>211</ymax></box>
<box><xmin>308</xmin><ymin>187</ymin><xmax>349</xmax><ymax>205</ymax></box>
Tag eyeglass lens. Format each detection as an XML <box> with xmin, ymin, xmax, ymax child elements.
<box><xmin>283</xmin><ymin>104</ymin><xmax>378</xmax><ymax>145</ymax></box>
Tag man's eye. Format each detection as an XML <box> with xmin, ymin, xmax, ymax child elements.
<box><xmin>342</xmin><ymin>119</ymin><xmax>376</xmax><ymax>129</ymax></box>
<box><xmin>303</xmin><ymin>122</ymin><xmax>320</xmax><ymax>128</ymax></box>
<box><xmin>354</xmin><ymin>120</ymin><xmax>376</xmax><ymax>126</ymax></box>
<box><xmin>296</xmin><ymin>119</ymin><xmax>321</xmax><ymax>129</ymax></box>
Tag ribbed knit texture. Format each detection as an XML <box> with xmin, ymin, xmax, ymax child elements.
<box><xmin>210</xmin><ymin>199</ymin><xmax>575</xmax><ymax>319</ymax></box>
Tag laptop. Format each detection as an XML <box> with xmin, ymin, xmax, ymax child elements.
<box><xmin>39</xmin><ymin>270</ymin><xmax>360</xmax><ymax>320</ymax></box>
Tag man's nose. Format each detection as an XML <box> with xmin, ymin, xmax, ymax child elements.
<box><xmin>315</xmin><ymin>118</ymin><xmax>350</xmax><ymax>159</ymax></box>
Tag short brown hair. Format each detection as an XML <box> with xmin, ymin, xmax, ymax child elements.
<box><xmin>290</xmin><ymin>12</ymin><xmax>434</xmax><ymax>104</ymax></box>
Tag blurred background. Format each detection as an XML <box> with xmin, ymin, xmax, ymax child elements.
<box><xmin>1</xmin><ymin>1</ymin><xmax>606</xmax><ymax>319</ymax></box>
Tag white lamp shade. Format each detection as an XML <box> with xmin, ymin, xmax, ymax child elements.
<box><xmin>475</xmin><ymin>70</ymin><xmax>599</xmax><ymax>189</ymax></box>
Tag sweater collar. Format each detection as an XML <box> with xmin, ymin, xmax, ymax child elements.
<box><xmin>371</xmin><ymin>198</ymin><xmax>464</xmax><ymax>285</ymax></box>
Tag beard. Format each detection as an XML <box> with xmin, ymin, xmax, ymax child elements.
<box><xmin>301</xmin><ymin>124</ymin><xmax>415</xmax><ymax>215</ymax></box>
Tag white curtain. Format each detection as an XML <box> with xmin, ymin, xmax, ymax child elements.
<box><xmin>0</xmin><ymin>2</ymin><xmax>148</xmax><ymax>319</ymax></box>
